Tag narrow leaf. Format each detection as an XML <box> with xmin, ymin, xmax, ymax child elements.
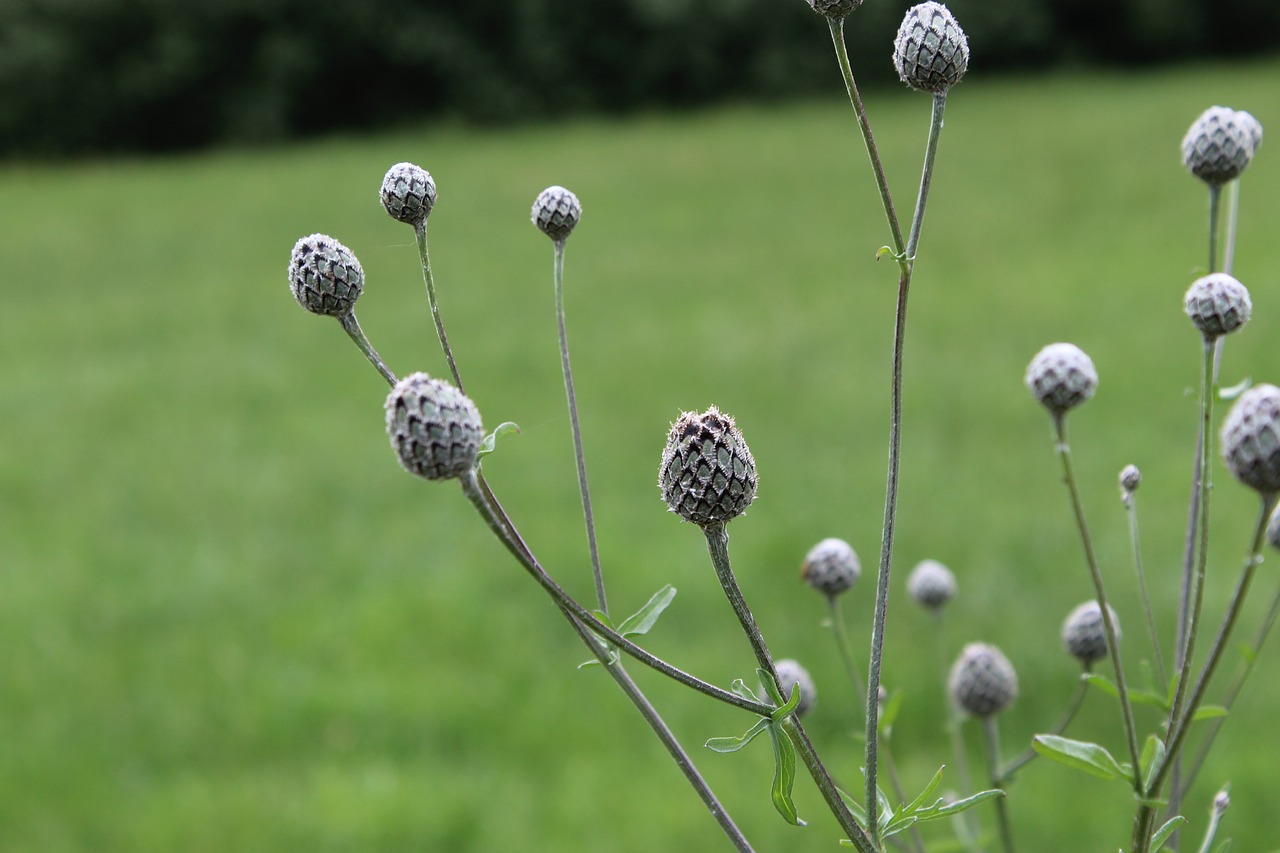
<box><xmin>901</xmin><ymin>765</ymin><xmax>947</xmax><ymax>817</ymax></box>
<box><xmin>919</xmin><ymin>789</ymin><xmax>1005</xmax><ymax>821</ymax></box>
<box><xmin>1191</xmin><ymin>705</ymin><xmax>1229</xmax><ymax>722</ymax></box>
<box><xmin>616</xmin><ymin>585</ymin><xmax>677</xmax><ymax>637</ymax></box>
<box><xmin>757</xmin><ymin>668</ymin><xmax>786</xmax><ymax>709</ymax></box>
<box><xmin>1150</xmin><ymin>815</ymin><xmax>1186</xmax><ymax>850</ymax></box>
<box><xmin>1032</xmin><ymin>735</ymin><xmax>1127</xmax><ymax>781</ymax></box>
<box><xmin>836</xmin><ymin>787</ymin><xmax>870</xmax><ymax>831</ymax></box>
<box><xmin>731</xmin><ymin>679</ymin><xmax>764</xmax><ymax>705</ymax></box>
<box><xmin>1085</xmin><ymin>673</ymin><xmax>1166</xmax><ymax>709</ymax></box>
<box><xmin>768</xmin><ymin>724</ymin><xmax>804</xmax><ymax>825</ymax></box>
<box><xmin>1140</xmin><ymin>735</ymin><xmax>1166</xmax><ymax>791</ymax></box>
<box><xmin>705</xmin><ymin>719</ymin><xmax>769</xmax><ymax>753</ymax></box>
<box><xmin>882</xmin><ymin>815</ymin><xmax>919</xmax><ymax>840</ymax></box>
<box><xmin>476</xmin><ymin>422</ymin><xmax>521</xmax><ymax>459</ymax></box>
<box><xmin>879</xmin><ymin>690</ymin><xmax>905</xmax><ymax>739</ymax></box>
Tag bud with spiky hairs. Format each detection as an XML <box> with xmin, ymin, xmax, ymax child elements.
<box><xmin>1025</xmin><ymin>343</ymin><xmax>1098</xmax><ymax>416</ymax></box>
<box><xmin>385</xmin><ymin>373</ymin><xmax>484</xmax><ymax>481</ymax></box>
<box><xmin>288</xmin><ymin>234</ymin><xmax>364</xmax><ymax>317</ymax></box>
<box><xmin>1061</xmin><ymin>601</ymin><xmax>1120</xmax><ymax>665</ymax></box>
<box><xmin>1120</xmin><ymin>464</ymin><xmax>1141</xmax><ymax>495</ymax></box>
<box><xmin>948</xmin><ymin>643</ymin><xmax>1017</xmax><ymax>718</ymax></box>
<box><xmin>893</xmin><ymin>3</ymin><xmax>969</xmax><ymax>95</ymax></box>
<box><xmin>907</xmin><ymin>559</ymin><xmax>957</xmax><ymax>610</ymax></box>
<box><xmin>1182</xmin><ymin>106</ymin><xmax>1256</xmax><ymax>186</ymax></box>
<box><xmin>804</xmin><ymin>0</ymin><xmax>863</xmax><ymax>20</ymax></box>
<box><xmin>1221</xmin><ymin>384</ymin><xmax>1280</xmax><ymax>496</ymax></box>
<box><xmin>801</xmin><ymin>538</ymin><xmax>861</xmax><ymax>597</ymax></box>
<box><xmin>531</xmin><ymin>186</ymin><xmax>582</xmax><ymax>242</ymax></box>
<box><xmin>659</xmin><ymin>407</ymin><xmax>758</xmax><ymax>527</ymax></box>
<box><xmin>380</xmin><ymin>162</ymin><xmax>437</xmax><ymax>226</ymax></box>
<box><xmin>1185</xmin><ymin>273</ymin><xmax>1251</xmax><ymax>340</ymax></box>
<box><xmin>771</xmin><ymin>659</ymin><xmax>817</xmax><ymax>718</ymax></box>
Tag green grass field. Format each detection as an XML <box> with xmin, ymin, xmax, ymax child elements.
<box><xmin>3</xmin><ymin>56</ymin><xmax>1280</xmax><ymax>850</ymax></box>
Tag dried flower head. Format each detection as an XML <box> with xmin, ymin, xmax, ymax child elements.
<box><xmin>531</xmin><ymin>186</ymin><xmax>582</xmax><ymax>242</ymax></box>
<box><xmin>1120</xmin><ymin>464</ymin><xmax>1142</xmax><ymax>494</ymax></box>
<box><xmin>288</xmin><ymin>234</ymin><xmax>364</xmax><ymax>317</ymax></box>
<box><xmin>907</xmin><ymin>559</ymin><xmax>957</xmax><ymax>610</ymax></box>
<box><xmin>385</xmin><ymin>373</ymin><xmax>484</xmax><ymax>481</ymax></box>
<box><xmin>1061</xmin><ymin>601</ymin><xmax>1120</xmax><ymax>665</ymax></box>
<box><xmin>948</xmin><ymin>643</ymin><xmax>1017</xmax><ymax>718</ymax></box>
<box><xmin>893</xmin><ymin>2</ymin><xmax>969</xmax><ymax>94</ymax></box>
<box><xmin>1025</xmin><ymin>343</ymin><xmax>1098</xmax><ymax>415</ymax></box>
<box><xmin>1184</xmin><ymin>273</ymin><xmax>1252</xmax><ymax>340</ymax></box>
<box><xmin>1182</xmin><ymin>106</ymin><xmax>1256</xmax><ymax>185</ymax></box>
<box><xmin>1221</xmin><ymin>384</ymin><xmax>1280</xmax><ymax>495</ymax></box>
<box><xmin>801</xmin><ymin>538</ymin><xmax>861</xmax><ymax>597</ymax></box>
<box><xmin>380</xmin><ymin>162</ymin><xmax>437</xmax><ymax>226</ymax></box>
<box><xmin>771</xmin><ymin>659</ymin><xmax>817</xmax><ymax>717</ymax></box>
<box><xmin>804</xmin><ymin>0</ymin><xmax>864</xmax><ymax>20</ymax></box>
<box><xmin>659</xmin><ymin>407</ymin><xmax>758</xmax><ymax>527</ymax></box>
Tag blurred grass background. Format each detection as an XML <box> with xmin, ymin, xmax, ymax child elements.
<box><xmin>2</xmin><ymin>57</ymin><xmax>1279</xmax><ymax>850</ymax></box>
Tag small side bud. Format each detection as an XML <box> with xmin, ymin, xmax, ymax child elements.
<box><xmin>907</xmin><ymin>559</ymin><xmax>957</xmax><ymax>611</ymax></box>
<box><xmin>893</xmin><ymin>3</ymin><xmax>969</xmax><ymax>94</ymax></box>
<box><xmin>948</xmin><ymin>643</ymin><xmax>1017</xmax><ymax>718</ymax></box>
<box><xmin>1025</xmin><ymin>343</ymin><xmax>1098</xmax><ymax>415</ymax></box>
<box><xmin>1120</xmin><ymin>464</ymin><xmax>1141</xmax><ymax>494</ymax></box>
<box><xmin>1184</xmin><ymin>273</ymin><xmax>1251</xmax><ymax>340</ymax></box>
<box><xmin>1220</xmin><ymin>384</ymin><xmax>1280</xmax><ymax>496</ymax></box>
<box><xmin>801</xmin><ymin>538</ymin><xmax>861</xmax><ymax>597</ymax></box>
<box><xmin>288</xmin><ymin>234</ymin><xmax>364</xmax><ymax>317</ymax></box>
<box><xmin>385</xmin><ymin>373</ymin><xmax>484</xmax><ymax>481</ymax></box>
<box><xmin>771</xmin><ymin>659</ymin><xmax>817</xmax><ymax>718</ymax></box>
<box><xmin>380</xmin><ymin>162</ymin><xmax>437</xmax><ymax>226</ymax></box>
<box><xmin>531</xmin><ymin>186</ymin><xmax>582</xmax><ymax>242</ymax></box>
<box><xmin>659</xmin><ymin>407</ymin><xmax>758</xmax><ymax>527</ymax></box>
<box><xmin>1182</xmin><ymin>106</ymin><xmax>1256</xmax><ymax>186</ymax></box>
<box><xmin>1061</xmin><ymin>601</ymin><xmax>1120</xmax><ymax>666</ymax></box>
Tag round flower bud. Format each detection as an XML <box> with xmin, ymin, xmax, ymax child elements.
<box><xmin>1182</xmin><ymin>106</ymin><xmax>1256</xmax><ymax>186</ymax></box>
<box><xmin>948</xmin><ymin>643</ymin><xmax>1017</xmax><ymax>718</ymax></box>
<box><xmin>531</xmin><ymin>185</ymin><xmax>582</xmax><ymax>242</ymax></box>
<box><xmin>1267</xmin><ymin>504</ymin><xmax>1280</xmax><ymax>551</ymax></box>
<box><xmin>771</xmin><ymin>659</ymin><xmax>817</xmax><ymax>718</ymax></box>
<box><xmin>385</xmin><ymin>372</ymin><xmax>484</xmax><ymax>481</ymax></box>
<box><xmin>1025</xmin><ymin>343</ymin><xmax>1098</xmax><ymax>415</ymax></box>
<box><xmin>1237</xmin><ymin>110</ymin><xmax>1263</xmax><ymax>154</ymax></box>
<box><xmin>380</xmin><ymin>162</ymin><xmax>437</xmax><ymax>226</ymax></box>
<box><xmin>1061</xmin><ymin>600</ymin><xmax>1120</xmax><ymax>665</ymax></box>
<box><xmin>659</xmin><ymin>407</ymin><xmax>758</xmax><ymax>527</ymax></box>
<box><xmin>805</xmin><ymin>0</ymin><xmax>864</xmax><ymax>20</ymax></box>
<box><xmin>1184</xmin><ymin>273</ymin><xmax>1251</xmax><ymax>340</ymax></box>
<box><xmin>1221</xmin><ymin>384</ymin><xmax>1280</xmax><ymax>495</ymax></box>
<box><xmin>907</xmin><ymin>559</ymin><xmax>957</xmax><ymax>610</ymax></box>
<box><xmin>288</xmin><ymin>233</ymin><xmax>364</xmax><ymax>317</ymax></box>
<box><xmin>801</xmin><ymin>538</ymin><xmax>861</xmax><ymax>597</ymax></box>
<box><xmin>1120</xmin><ymin>464</ymin><xmax>1142</xmax><ymax>494</ymax></box>
<box><xmin>893</xmin><ymin>3</ymin><xmax>969</xmax><ymax>94</ymax></box>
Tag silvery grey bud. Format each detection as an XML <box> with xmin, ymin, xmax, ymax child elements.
<box><xmin>801</xmin><ymin>538</ymin><xmax>861</xmax><ymax>596</ymax></box>
<box><xmin>772</xmin><ymin>659</ymin><xmax>817</xmax><ymax>718</ymax></box>
<box><xmin>385</xmin><ymin>372</ymin><xmax>484</xmax><ymax>481</ymax></box>
<box><xmin>531</xmin><ymin>186</ymin><xmax>581</xmax><ymax>242</ymax></box>
<box><xmin>1182</xmin><ymin>106</ymin><xmax>1256</xmax><ymax>186</ymax></box>
<box><xmin>908</xmin><ymin>559</ymin><xmax>957</xmax><ymax>610</ymax></box>
<box><xmin>1221</xmin><ymin>384</ymin><xmax>1280</xmax><ymax>495</ymax></box>
<box><xmin>380</xmin><ymin>162</ymin><xmax>437</xmax><ymax>225</ymax></box>
<box><xmin>948</xmin><ymin>643</ymin><xmax>1017</xmax><ymax>718</ymax></box>
<box><xmin>659</xmin><ymin>407</ymin><xmax>758</xmax><ymax>526</ymax></box>
<box><xmin>893</xmin><ymin>2</ymin><xmax>969</xmax><ymax>94</ymax></box>
<box><xmin>1120</xmin><ymin>464</ymin><xmax>1142</xmax><ymax>494</ymax></box>
<box><xmin>1237</xmin><ymin>110</ymin><xmax>1263</xmax><ymax>154</ymax></box>
<box><xmin>1184</xmin><ymin>273</ymin><xmax>1251</xmax><ymax>340</ymax></box>
<box><xmin>288</xmin><ymin>234</ymin><xmax>364</xmax><ymax>317</ymax></box>
<box><xmin>1267</xmin><ymin>504</ymin><xmax>1280</xmax><ymax>551</ymax></box>
<box><xmin>805</xmin><ymin>0</ymin><xmax>863</xmax><ymax>20</ymax></box>
<box><xmin>1061</xmin><ymin>601</ymin><xmax>1120</xmax><ymax>665</ymax></box>
<box><xmin>1025</xmin><ymin>343</ymin><xmax>1098</xmax><ymax>415</ymax></box>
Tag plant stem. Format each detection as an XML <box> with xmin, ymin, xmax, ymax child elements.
<box><xmin>1221</xmin><ymin>178</ymin><xmax>1240</xmax><ymax>275</ymax></box>
<box><xmin>1123</xmin><ymin>488</ymin><xmax>1166</xmax><ymax>687</ymax></box>
<box><xmin>338</xmin><ymin>311</ymin><xmax>397</xmax><ymax>386</ymax></box>
<box><xmin>1206</xmin><ymin>183</ymin><xmax>1222</xmax><ymax>275</ymax></box>
<box><xmin>981</xmin><ymin>717</ymin><xmax>1016</xmax><ymax>853</ymax></box>
<box><xmin>415</xmin><ymin>220</ymin><xmax>466</xmax><ymax>393</ymax></box>
<box><xmin>1000</xmin><ymin>674</ymin><xmax>1091</xmax><ymax>781</ymax></box>
<box><xmin>934</xmin><ymin>620</ymin><xmax>980</xmax><ymax>852</ymax></box>
<box><xmin>907</xmin><ymin>92</ymin><xmax>948</xmax><ymax>261</ymax></box>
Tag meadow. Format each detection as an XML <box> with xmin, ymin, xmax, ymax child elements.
<box><xmin>2</xmin><ymin>56</ymin><xmax>1279</xmax><ymax>850</ymax></box>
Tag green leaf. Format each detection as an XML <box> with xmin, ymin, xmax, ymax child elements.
<box><xmin>1219</xmin><ymin>377</ymin><xmax>1252</xmax><ymax>401</ymax></box>
<box><xmin>1150</xmin><ymin>815</ymin><xmax>1186</xmax><ymax>850</ymax></box>
<box><xmin>836</xmin><ymin>787</ymin><xmax>870</xmax><ymax>831</ymax></box>
<box><xmin>705</xmin><ymin>718</ymin><xmax>769</xmax><ymax>753</ymax></box>
<box><xmin>1139</xmin><ymin>735</ymin><xmax>1166</xmax><ymax>791</ymax></box>
<box><xmin>923</xmin><ymin>789</ymin><xmax>1005</xmax><ymax>821</ymax></box>
<box><xmin>756</xmin><ymin>669</ymin><xmax>785</xmax><ymax>708</ymax></box>
<box><xmin>879</xmin><ymin>690</ymin><xmax>905</xmax><ymax>739</ymax></box>
<box><xmin>768</xmin><ymin>723</ymin><xmax>804</xmax><ymax>825</ymax></box>
<box><xmin>1238</xmin><ymin>641</ymin><xmax>1258</xmax><ymax>666</ymax></box>
<box><xmin>1084</xmin><ymin>673</ymin><xmax>1167</xmax><ymax>710</ymax></box>
<box><xmin>731</xmin><ymin>679</ymin><xmax>764</xmax><ymax>705</ymax></box>
<box><xmin>1211</xmin><ymin>840</ymin><xmax>1232</xmax><ymax>853</ymax></box>
<box><xmin>476</xmin><ymin>422</ymin><xmax>521</xmax><ymax>459</ymax></box>
<box><xmin>1192</xmin><ymin>705</ymin><xmax>1229</xmax><ymax>722</ymax></box>
<box><xmin>881</xmin><ymin>815</ymin><xmax>919</xmax><ymax>840</ymax></box>
<box><xmin>616</xmin><ymin>585</ymin><xmax>676</xmax><ymax>638</ymax></box>
<box><xmin>900</xmin><ymin>765</ymin><xmax>946</xmax><ymax>818</ymax></box>
<box><xmin>1032</xmin><ymin>735</ymin><xmax>1129</xmax><ymax>781</ymax></box>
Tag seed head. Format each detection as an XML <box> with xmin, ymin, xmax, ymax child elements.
<box><xmin>1025</xmin><ymin>343</ymin><xmax>1098</xmax><ymax>416</ymax></box>
<box><xmin>1221</xmin><ymin>384</ymin><xmax>1280</xmax><ymax>496</ymax></box>
<box><xmin>288</xmin><ymin>234</ymin><xmax>364</xmax><ymax>317</ymax></box>
<box><xmin>893</xmin><ymin>3</ymin><xmax>969</xmax><ymax>94</ymax></box>
<box><xmin>771</xmin><ymin>659</ymin><xmax>817</xmax><ymax>718</ymax></box>
<box><xmin>804</xmin><ymin>0</ymin><xmax>864</xmax><ymax>21</ymax></box>
<box><xmin>1061</xmin><ymin>601</ymin><xmax>1120</xmax><ymax>665</ymax></box>
<box><xmin>531</xmin><ymin>186</ymin><xmax>582</xmax><ymax>242</ymax></box>
<box><xmin>948</xmin><ymin>643</ymin><xmax>1017</xmax><ymax>718</ymax></box>
<box><xmin>659</xmin><ymin>407</ymin><xmax>758</xmax><ymax>527</ymax></box>
<box><xmin>385</xmin><ymin>373</ymin><xmax>484</xmax><ymax>481</ymax></box>
<box><xmin>801</xmin><ymin>538</ymin><xmax>861</xmax><ymax>597</ymax></box>
<box><xmin>1120</xmin><ymin>464</ymin><xmax>1142</xmax><ymax>495</ymax></box>
<box><xmin>1184</xmin><ymin>273</ymin><xmax>1251</xmax><ymax>340</ymax></box>
<box><xmin>380</xmin><ymin>162</ymin><xmax>437</xmax><ymax>226</ymax></box>
<box><xmin>907</xmin><ymin>559</ymin><xmax>957</xmax><ymax>610</ymax></box>
<box><xmin>1182</xmin><ymin>106</ymin><xmax>1256</xmax><ymax>186</ymax></box>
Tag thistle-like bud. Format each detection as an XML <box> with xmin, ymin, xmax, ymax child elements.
<box><xmin>893</xmin><ymin>2</ymin><xmax>969</xmax><ymax>95</ymax></box>
<box><xmin>531</xmin><ymin>186</ymin><xmax>582</xmax><ymax>242</ymax></box>
<box><xmin>907</xmin><ymin>559</ymin><xmax>957</xmax><ymax>610</ymax></box>
<box><xmin>1221</xmin><ymin>384</ymin><xmax>1280</xmax><ymax>495</ymax></box>
<box><xmin>288</xmin><ymin>234</ymin><xmax>364</xmax><ymax>317</ymax></box>
<box><xmin>1184</xmin><ymin>273</ymin><xmax>1251</xmax><ymax>340</ymax></box>
<box><xmin>948</xmin><ymin>643</ymin><xmax>1017</xmax><ymax>718</ymax></box>
<box><xmin>1237</xmin><ymin>110</ymin><xmax>1263</xmax><ymax>154</ymax></box>
<box><xmin>1182</xmin><ymin>106</ymin><xmax>1256</xmax><ymax>186</ymax></box>
<box><xmin>1120</xmin><ymin>464</ymin><xmax>1141</xmax><ymax>494</ymax></box>
<box><xmin>771</xmin><ymin>659</ymin><xmax>817</xmax><ymax>718</ymax></box>
<box><xmin>1025</xmin><ymin>343</ymin><xmax>1098</xmax><ymax>415</ymax></box>
<box><xmin>801</xmin><ymin>538</ymin><xmax>861</xmax><ymax>597</ymax></box>
<box><xmin>385</xmin><ymin>372</ymin><xmax>484</xmax><ymax>481</ymax></box>
<box><xmin>1267</xmin><ymin>504</ymin><xmax>1280</xmax><ymax>551</ymax></box>
<box><xmin>380</xmin><ymin>162</ymin><xmax>437</xmax><ymax>226</ymax></box>
<box><xmin>804</xmin><ymin>0</ymin><xmax>863</xmax><ymax>21</ymax></box>
<box><xmin>659</xmin><ymin>407</ymin><xmax>758</xmax><ymax>527</ymax></box>
<box><xmin>1061</xmin><ymin>601</ymin><xmax>1120</xmax><ymax>665</ymax></box>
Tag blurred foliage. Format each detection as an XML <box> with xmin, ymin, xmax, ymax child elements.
<box><xmin>0</xmin><ymin>0</ymin><xmax>1277</xmax><ymax>156</ymax></box>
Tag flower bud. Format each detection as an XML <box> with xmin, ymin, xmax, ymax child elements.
<box><xmin>1221</xmin><ymin>384</ymin><xmax>1280</xmax><ymax>495</ymax></box>
<box><xmin>385</xmin><ymin>372</ymin><xmax>484</xmax><ymax>481</ymax></box>
<box><xmin>1120</xmin><ymin>464</ymin><xmax>1141</xmax><ymax>494</ymax></box>
<box><xmin>804</xmin><ymin>0</ymin><xmax>863</xmax><ymax>20</ymax></box>
<box><xmin>531</xmin><ymin>186</ymin><xmax>582</xmax><ymax>242</ymax></box>
<box><xmin>659</xmin><ymin>407</ymin><xmax>758</xmax><ymax>526</ymax></box>
<box><xmin>801</xmin><ymin>538</ymin><xmax>861</xmax><ymax>597</ymax></box>
<box><xmin>380</xmin><ymin>162</ymin><xmax>437</xmax><ymax>226</ymax></box>
<box><xmin>1182</xmin><ymin>106</ymin><xmax>1256</xmax><ymax>186</ymax></box>
<box><xmin>907</xmin><ymin>559</ymin><xmax>957</xmax><ymax>610</ymax></box>
<box><xmin>288</xmin><ymin>234</ymin><xmax>364</xmax><ymax>317</ymax></box>
<box><xmin>1025</xmin><ymin>343</ymin><xmax>1097</xmax><ymax>415</ymax></box>
<box><xmin>1184</xmin><ymin>273</ymin><xmax>1251</xmax><ymax>340</ymax></box>
<box><xmin>1061</xmin><ymin>601</ymin><xmax>1120</xmax><ymax>665</ymax></box>
<box><xmin>948</xmin><ymin>643</ymin><xmax>1017</xmax><ymax>718</ymax></box>
<box><xmin>893</xmin><ymin>3</ymin><xmax>969</xmax><ymax>94</ymax></box>
<box><xmin>771</xmin><ymin>659</ymin><xmax>817</xmax><ymax>717</ymax></box>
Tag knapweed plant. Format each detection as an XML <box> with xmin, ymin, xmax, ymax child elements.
<box><xmin>283</xmin><ymin>3</ymin><xmax>1272</xmax><ymax>850</ymax></box>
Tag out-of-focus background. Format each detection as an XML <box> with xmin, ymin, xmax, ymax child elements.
<box><xmin>2</xmin><ymin>1</ymin><xmax>1279</xmax><ymax>850</ymax></box>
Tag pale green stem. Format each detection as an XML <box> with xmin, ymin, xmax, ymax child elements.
<box><xmin>1221</xmin><ymin>178</ymin><xmax>1240</xmax><ymax>275</ymax></box>
<box><xmin>1196</xmin><ymin>789</ymin><xmax>1230</xmax><ymax>853</ymax></box>
<box><xmin>338</xmin><ymin>311</ymin><xmax>396</xmax><ymax>386</ymax></box>
<box><xmin>935</xmin><ymin>619</ymin><xmax>980</xmax><ymax>852</ymax></box>
<box><xmin>1123</xmin><ymin>491</ymin><xmax>1166</xmax><ymax>687</ymax></box>
<box><xmin>415</xmin><ymin>220</ymin><xmax>465</xmax><ymax>393</ymax></box>
<box><xmin>981</xmin><ymin>717</ymin><xmax>1015</xmax><ymax>853</ymax></box>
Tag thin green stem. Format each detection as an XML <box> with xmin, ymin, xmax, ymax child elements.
<box><xmin>906</xmin><ymin>92</ymin><xmax>948</xmax><ymax>262</ymax></box>
<box><xmin>1206</xmin><ymin>183</ymin><xmax>1222</xmax><ymax>274</ymax></box>
<box><xmin>981</xmin><ymin>717</ymin><xmax>1016</xmax><ymax>853</ymax></box>
<box><xmin>934</xmin><ymin>620</ymin><xmax>980</xmax><ymax>852</ymax></box>
<box><xmin>338</xmin><ymin>311</ymin><xmax>397</xmax><ymax>387</ymax></box>
<box><xmin>783</xmin><ymin>717</ymin><xmax>877</xmax><ymax>853</ymax></box>
<box><xmin>1196</xmin><ymin>790</ymin><xmax>1229</xmax><ymax>853</ymax></box>
<box><xmin>1124</xmin><ymin>491</ymin><xmax>1166</xmax><ymax>687</ymax></box>
<box><xmin>1000</xmin><ymin>674</ymin><xmax>1091</xmax><ymax>781</ymax></box>
<box><xmin>415</xmin><ymin>221</ymin><xmax>465</xmax><ymax>393</ymax></box>
<box><xmin>1221</xmin><ymin>178</ymin><xmax>1240</xmax><ymax>275</ymax></box>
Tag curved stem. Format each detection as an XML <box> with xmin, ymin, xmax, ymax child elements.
<box><xmin>415</xmin><ymin>221</ymin><xmax>466</xmax><ymax>393</ymax></box>
<box><xmin>1124</xmin><ymin>491</ymin><xmax>1166</xmax><ymax>687</ymax></box>
<box><xmin>981</xmin><ymin>717</ymin><xmax>1016</xmax><ymax>853</ymax></box>
<box><xmin>338</xmin><ymin>311</ymin><xmax>397</xmax><ymax>387</ymax></box>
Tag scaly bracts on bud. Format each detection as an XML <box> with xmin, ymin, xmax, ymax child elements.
<box><xmin>1185</xmin><ymin>273</ymin><xmax>1251</xmax><ymax>340</ymax></box>
<box><xmin>531</xmin><ymin>186</ymin><xmax>582</xmax><ymax>242</ymax></box>
<box><xmin>801</xmin><ymin>538</ymin><xmax>861</xmax><ymax>597</ymax></box>
<box><xmin>893</xmin><ymin>3</ymin><xmax>969</xmax><ymax>94</ymax></box>
<box><xmin>386</xmin><ymin>372</ymin><xmax>484</xmax><ymax>481</ymax></box>
<box><xmin>380</xmin><ymin>162</ymin><xmax>437</xmax><ymax>226</ymax></box>
<box><xmin>288</xmin><ymin>234</ymin><xmax>364</xmax><ymax>317</ymax></box>
<box><xmin>804</xmin><ymin>0</ymin><xmax>863</xmax><ymax>20</ymax></box>
<box><xmin>1026</xmin><ymin>343</ymin><xmax>1098</xmax><ymax>416</ymax></box>
<box><xmin>1182</xmin><ymin>106</ymin><xmax>1258</xmax><ymax>186</ymax></box>
<box><xmin>907</xmin><ymin>559</ymin><xmax>957</xmax><ymax>610</ymax></box>
<box><xmin>1221</xmin><ymin>384</ymin><xmax>1280</xmax><ymax>496</ymax></box>
<box><xmin>1061</xmin><ymin>601</ymin><xmax>1121</xmax><ymax>665</ymax></box>
<box><xmin>1120</xmin><ymin>464</ymin><xmax>1142</xmax><ymax>494</ymax></box>
<box><xmin>659</xmin><ymin>407</ymin><xmax>758</xmax><ymax>527</ymax></box>
<box><xmin>948</xmin><ymin>643</ymin><xmax>1017</xmax><ymax>718</ymax></box>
